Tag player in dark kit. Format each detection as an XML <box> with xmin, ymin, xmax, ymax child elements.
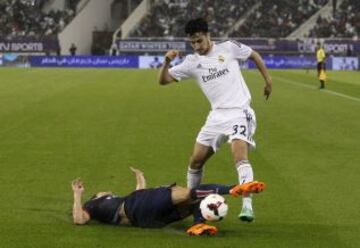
<box><xmin>72</xmin><ymin>167</ymin><xmax>265</xmax><ymax>236</ymax></box>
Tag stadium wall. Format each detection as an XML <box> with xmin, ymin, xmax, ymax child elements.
<box><xmin>121</xmin><ymin>0</ymin><xmax>151</xmax><ymax>39</ymax></box>
<box><xmin>58</xmin><ymin>0</ymin><xmax>112</xmax><ymax>55</ymax></box>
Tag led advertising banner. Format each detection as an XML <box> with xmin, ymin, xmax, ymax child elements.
<box><xmin>332</xmin><ymin>57</ymin><xmax>359</xmax><ymax>70</ymax></box>
<box><xmin>29</xmin><ymin>56</ymin><xmax>139</xmax><ymax>68</ymax></box>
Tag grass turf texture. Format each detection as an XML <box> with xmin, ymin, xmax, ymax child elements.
<box><xmin>0</xmin><ymin>68</ymin><xmax>359</xmax><ymax>248</ymax></box>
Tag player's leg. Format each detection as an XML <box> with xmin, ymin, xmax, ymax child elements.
<box><xmin>171</xmin><ymin>185</ymin><xmax>231</xmax><ymax>205</ymax></box>
<box><xmin>171</xmin><ymin>186</ymin><xmax>218</xmax><ymax>236</ymax></box>
<box><xmin>171</xmin><ymin>182</ymin><xmax>265</xmax><ymax>205</ymax></box>
<box><xmin>228</xmin><ymin>109</ymin><xmax>258</xmax><ymax>222</ymax></box>
<box><xmin>231</xmin><ymin>139</ymin><xmax>256</xmax><ymax>222</ymax></box>
<box><xmin>170</xmin><ymin>186</ymin><xmax>210</xmax><ymax>234</ymax></box>
<box><xmin>183</xmin><ymin>202</ymin><xmax>218</xmax><ymax>236</ymax></box>
<box><xmin>172</xmin><ymin>183</ymin><xmax>265</xmax><ymax>236</ymax></box>
<box><xmin>171</xmin><ymin>186</ymin><xmax>205</xmax><ymax>229</ymax></box>
<box><xmin>187</xmin><ymin>142</ymin><xmax>214</xmax><ymax>189</ymax></box>
<box><xmin>320</xmin><ymin>62</ymin><xmax>326</xmax><ymax>89</ymax></box>
<box><xmin>172</xmin><ymin>185</ymin><xmax>230</xmax><ymax>226</ymax></box>
<box><xmin>318</xmin><ymin>62</ymin><xmax>325</xmax><ymax>89</ymax></box>
<box><xmin>317</xmin><ymin>62</ymin><xmax>322</xmax><ymax>76</ymax></box>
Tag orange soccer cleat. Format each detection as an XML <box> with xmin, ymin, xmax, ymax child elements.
<box><xmin>230</xmin><ymin>181</ymin><xmax>266</xmax><ymax>197</ymax></box>
<box><xmin>186</xmin><ymin>223</ymin><xmax>218</xmax><ymax>236</ymax></box>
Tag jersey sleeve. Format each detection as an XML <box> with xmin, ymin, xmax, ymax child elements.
<box><xmin>168</xmin><ymin>55</ymin><xmax>194</xmax><ymax>82</ymax></box>
<box><xmin>227</xmin><ymin>40</ymin><xmax>253</xmax><ymax>61</ymax></box>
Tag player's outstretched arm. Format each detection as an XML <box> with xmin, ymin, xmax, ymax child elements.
<box><xmin>249</xmin><ymin>50</ymin><xmax>272</xmax><ymax>100</ymax></box>
<box><xmin>158</xmin><ymin>50</ymin><xmax>178</xmax><ymax>85</ymax></box>
<box><xmin>130</xmin><ymin>167</ymin><xmax>146</xmax><ymax>190</ymax></box>
<box><xmin>71</xmin><ymin>178</ymin><xmax>90</xmax><ymax>225</ymax></box>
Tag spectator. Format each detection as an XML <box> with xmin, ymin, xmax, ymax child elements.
<box><xmin>231</xmin><ymin>0</ymin><xmax>329</xmax><ymax>38</ymax></box>
<box><xmin>110</xmin><ymin>43</ymin><xmax>119</xmax><ymax>56</ymax></box>
<box><xmin>129</xmin><ymin>0</ymin><xmax>255</xmax><ymax>38</ymax></box>
<box><xmin>0</xmin><ymin>0</ymin><xmax>76</xmax><ymax>39</ymax></box>
<box><xmin>69</xmin><ymin>43</ymin><xmax>77</xmax><ymax>55</ymax></box>
<box><xmin>307</xmin><ymin>0</ymin><xmax>360</xmax><ymax>38</ymax></box>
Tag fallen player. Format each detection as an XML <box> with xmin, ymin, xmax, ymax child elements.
<box><xmin>72</xmin><ymin>167</ymin><xmax>265</xmax><ymax>235</ymax></box>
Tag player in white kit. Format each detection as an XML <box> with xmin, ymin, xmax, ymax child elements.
<box><xmin>158</xmin><ymin>18</ymin><xmax>272</xmax><ymax>222</ymax></box>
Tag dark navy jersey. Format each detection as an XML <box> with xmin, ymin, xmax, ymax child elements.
<box><xmin>83</xmin><ymin>194</ymin><xmax>125</xmax><ymax>224</ymax></box>
<box><xmin>124</xmin><ymin>187</ymin><xmax>182</xmax><ymax>228</ymax></box>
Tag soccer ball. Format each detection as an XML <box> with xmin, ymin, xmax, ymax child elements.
<box><xmin>200</xmin><ymin>194</ymin><xmax>228</xmax><ymax>221</ymax></box>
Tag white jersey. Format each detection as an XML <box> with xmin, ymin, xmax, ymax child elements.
<box><xmin>169</xmin><ymin>40</ymin><xmax>252</xmax><ymax>110</ymax></box>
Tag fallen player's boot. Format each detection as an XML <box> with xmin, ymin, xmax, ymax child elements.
<box><xmin>230</xmin><ymin>181</ymin><xmax>266</xmax><ymax>197</ymax></box>
<box><xmin>238</xmin><ymin>207</ymin><xmax>255</xmax><ymax>222</ymax></box>
<box><xmin>186</xmin><ymin>223</ymin><xmax>218</xmax><ymax>236</ymax></box>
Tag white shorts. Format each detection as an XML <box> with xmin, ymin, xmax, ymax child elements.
<box><xmin>196</xmin><ymin>108</ymin><xmax>257</xmax><ymax>152</ymax></box>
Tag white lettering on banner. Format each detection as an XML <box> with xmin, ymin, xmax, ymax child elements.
<box><xmin>39</xmin><ymin>57</ymin><xmax>132</xmax><ymax>67</ymax></box>
<box><xmin>119</xmin><ymin>41</ymin><xmax>186</xmax><ymax>52</ymax></box>
<box><xmin>0</xmin><ymin>42</ymin><xmax>44</xmax><ymax>52</ymax></box>
<box><xmin>0</xmin><ymin>42</ymin><xmax>11</xmax><ymax>51</ymax></box>
<box><xmin>11</xmin><ymin>43</ymin><xmax>43</xmax><ymax>52</ymax></box>
<box><xmin>324</xmin><ymin>44</ymin><xmax>351</xmax><ymax>53</ymax></box>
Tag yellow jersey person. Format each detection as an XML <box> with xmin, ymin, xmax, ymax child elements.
<box><xmin>316</xmin><ymin>42</ymin><xmax>326</xmax><ymax>89</ymax></box>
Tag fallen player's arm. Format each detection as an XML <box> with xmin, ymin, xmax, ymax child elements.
<box><xmin>71</xmin><ymin>178</ymin><xmax>90</xmax><ymax>225</ymax></box>
<box><xmin>130</xmin><ymin>167</ymin><xmax>146</xmax><ymax>190</ymax></box>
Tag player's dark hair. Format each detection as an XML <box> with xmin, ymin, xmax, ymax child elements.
<box><xmin>185</xmin><ymin>18</ymin><xmax>208</xmax><ymax>36</ymax></box>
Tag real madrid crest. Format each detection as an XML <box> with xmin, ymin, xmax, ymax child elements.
<box><xmin>218</xmin><ymin>55</ymin><xmax>225</xmax><ymax>62</ymax></box>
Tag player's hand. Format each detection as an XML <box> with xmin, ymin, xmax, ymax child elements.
<box><xmin>264</xmin><ymin>83</ymin><xmax>272</xmax><ymax>100</ymax></box>
<box><xmin>72</xmin><ymin>178</ymin><xmax>85</xmax><ymax>193</ymax></box>
<box><xmin>130</xmin><ymin>166</ymin><xmax>144</xmax><ymax>175</ymax></box>
<box><xmin>165</xmin><ymin>50</ymin><xmax>178</xmax><ymax>63</ymax></box>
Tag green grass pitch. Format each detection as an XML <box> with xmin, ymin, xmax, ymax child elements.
<box><xmin>0</xmin><ymin>68</ymin><xmax>359</xmax><ymax>248</ymax></box>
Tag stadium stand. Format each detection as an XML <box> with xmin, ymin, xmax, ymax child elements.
<box><xmin>128</xmin><ymin>0</ymin><xmax>255</xmax><ymax>38</ymax></box>
<box><xmin>0</xmin><ymin>0</ymin><xmax>79</xmax><ymax>39</ymax></box>
<box><xmin>229</xmin><ymin>0</ymin><xmax>329</xmax><ymax>38</ymax></box>
<box><xmin>0</xmin><ymin>0</ymin><xmax>357</xmax><ymax>56</ymax></box>
<box><xmin>307</xmin><ymin>0</ymin><xmax>359</xmax><ymax>38</ymax></box>
<box><xmin>125</xmin><ymin>0</ymin><xmax>331</xmax><ymax>38</ymax></box>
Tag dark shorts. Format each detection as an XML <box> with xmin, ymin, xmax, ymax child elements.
<box><xmin>317</xmin><ymin>62</ymin><xmax>325</xmax><ymax>73</ymax></box>
<box><xmin>124</xmin><ymin>187</ymin><xmax>182</xmax><ymax>228</ymax></box>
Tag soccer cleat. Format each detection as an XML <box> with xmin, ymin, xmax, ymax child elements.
<box><xmin>238</xmin><ymin>207</ymin><xmax>255</xmax><ymax>222</ymax></box>
<box><xmin>186</xmin><ymin>223</ymin><xmax>218</xmax><ymax>236</ymax></box>
<box><xmin>230</xmin><ymin>181</ymin><xmax>266</xmax><ymax>197</ymax></box>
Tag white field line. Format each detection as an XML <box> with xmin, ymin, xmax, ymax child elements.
<box><xmin>273</xmin><ymin>75</ymin><xmax>360</xmax><ymax>103</ymax></box>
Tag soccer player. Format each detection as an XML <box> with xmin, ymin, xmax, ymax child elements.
<box><xmin>316</xmin><ymin>42</ymin><xmax>326</xmax><ymax>89</ymax></box>
<box><xmin>158</xmin><ymin>18</ymin><xmax>272</xmax><ymax>222</ymax></box>
<box><xmin>72</xmin><ymin>167</ymin><xmax>265</xmax><ymax>236</ymax></box>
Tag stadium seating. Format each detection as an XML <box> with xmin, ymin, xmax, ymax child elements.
<box><xmin>229</xmin><ymin>0</ymin><xmax>329</xmax><ymax>38</ymax></box>
<box><xmin>0</xmin><ymin>0</ymin><xmax>79</xmax><ymax>39</ymax></box>
<box><xmin>129</xmin><ymin>0</ymin><xmax>255</xmax><ymax>37</ymax></box>
<box><xmin>307</xmin><ymin>0</ymin><xmax>360</xmax><ymax>38</ymax></box>
<box><xmin>127</xmin><ymin>0</ymin><xmax>331</xmax><ymax>38</ymax></box>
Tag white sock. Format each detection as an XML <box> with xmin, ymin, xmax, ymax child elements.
<box><xmin>236</xmin><ymin>160</ymin><xmax>254</xmax><ymax>210</ymax></box>
<box><xmin>187</xmin><ymin>167</ymin><xmax>203</xmax><ymax>189</ymax></box>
